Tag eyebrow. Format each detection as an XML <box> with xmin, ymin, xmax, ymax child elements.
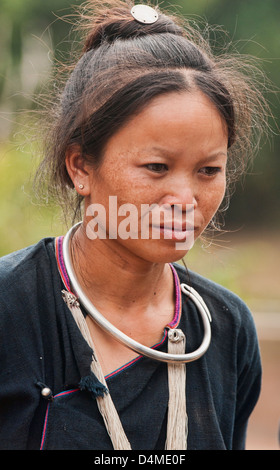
<box><xmin>143</xmin><ymin>147</ymin><xmax>227</xmax><ymax>161</ymax></box>
<box><xmin>201</xmin><ymin>152</ymin><xmax>228</xmax><ymax>163</ymax></box>
<box><xmin>143</xmin><ymin>146</ymin><xmax>173</xmax><ymax>158</ymax></box>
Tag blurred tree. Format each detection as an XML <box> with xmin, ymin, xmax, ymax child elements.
<box><xmin>160</xmin><ymin>0</ymin><xmax>280</xmax><ymax>229</ymax></box>
<box><xmin>202</xmin><ymin>0</ymin><xmax>280</xmax><ymax>229</ymax></box>
<box><xmin>0</xmin><ymin>0</ymin><xmax>279</xmax><ymax>229</ymax></box>
<box><xmin>0</xmin><ymin>0</ymin><xmax>80</xmax><ymax>110</ymax></box>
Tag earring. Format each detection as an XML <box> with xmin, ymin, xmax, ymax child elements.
<box><xmin>78</xmin><ymin>184</ymin><xmax>84</xmax><ymax>189</ymax></box>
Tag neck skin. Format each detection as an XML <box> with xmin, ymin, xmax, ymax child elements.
<box><xmin>70</xmin><ymin>223</ymin><xmax>175</xmax><ymax>328</ymax></box>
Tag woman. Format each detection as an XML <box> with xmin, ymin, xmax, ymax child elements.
<box><xmin>0</xmin><ymin>1</ymin><xmax>268</xmax><ymax>450</ymax></box>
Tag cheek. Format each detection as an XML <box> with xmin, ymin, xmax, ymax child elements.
<box><xmin>214</xmin><ymin>178</ymin><xmax>227</xmax><ymax>207</ymax></box>
<box><xmin>199</xmin><ymin>178</ymin><xmax>226</xmax><ymax>221</ymax></box>
<box><xmin>87</xmin><ymin>164</ymin><xmax>152</xmax><ymax>216</ymax></box>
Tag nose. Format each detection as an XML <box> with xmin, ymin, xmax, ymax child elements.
<box><xmin>161</xmin><ymin>179</ymin><xmax>197</xmax><ymax>211</ymax></box>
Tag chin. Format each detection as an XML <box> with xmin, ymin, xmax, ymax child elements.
<box><xmin>132</xmin><ymin>241</ymin><xmax>191</xmax><ymax>265</ymax></box>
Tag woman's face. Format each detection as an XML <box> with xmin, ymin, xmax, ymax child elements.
<box><xmin>83</xmin><ymin>90</ymin><xmax>228</xmax><ymax>263</ymax></box>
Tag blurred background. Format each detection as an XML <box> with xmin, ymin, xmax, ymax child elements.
<box><xmin>0</xmin><ymin>0</ymin><xmax>279</xmax><ymax>450</ymax></box>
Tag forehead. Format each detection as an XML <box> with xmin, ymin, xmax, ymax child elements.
<box><xmin>104</xmin><ymin>90</ymin><xmax>228</xmax><ymax>157</ymax></box>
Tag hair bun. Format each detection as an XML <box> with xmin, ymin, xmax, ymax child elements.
<box><xmin>82</xmin><ymin>1</ymin><xmax>183</xmax><ymax>52</ymax></box>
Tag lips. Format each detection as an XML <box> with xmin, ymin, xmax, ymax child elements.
<box><xmin>151</xmin><ymin>222</ymin><xmax>196</xmax><ymax>241</ymax></box>
<box><xmin>159</xmin><ymin>222</ymin><xmax>193</xmax><ymax>231</ymax></box>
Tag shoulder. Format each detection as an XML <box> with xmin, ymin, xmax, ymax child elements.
<box><xmin>173</xmin><ymin>262</ymin><xmax>256</xmax><ymax>334</ymax></box>
<box><xmin>0</xmin><ymin>238</ymin><xmax>57</xmax><ymax>310</ymax></box>
<box><xmin>0</xmin><ymin>238</ymin><xmax>54</xmax><ymax>281</ymax></box>
<box><xmin>173</xmin><ymin>261</ymin><xmax>248</xmax><ymax>309</ymax></box>
<box><xmin>173</xmin><ymin>263</ymin><xmax>261</xmax><ymax>387</ymax></box>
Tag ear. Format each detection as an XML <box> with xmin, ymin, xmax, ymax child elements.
<box><xmin>65</xmin><ymin>144</ymin><xmax>91</xmax><ymax>196</ymax></box>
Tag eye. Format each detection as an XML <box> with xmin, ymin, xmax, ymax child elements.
<box><xmin>199</xmin><ymin>166</ymin><xmax>222</xmax><ymax>176</ymax></box>
<box><xmin>145</xmin><ymin>163</ymin><xmax>168</xmax><ymax>173</ymax></box>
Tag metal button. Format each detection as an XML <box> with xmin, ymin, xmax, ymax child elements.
<box><xmin>41</xmin><ymin>387</ymin><xmax>52</xmax><ymax>399</ymax></box>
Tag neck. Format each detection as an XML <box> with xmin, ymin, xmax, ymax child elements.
<box><xmin>69</xmin><ymin>223</ymin><xmax>174</xmax><ymax>318</ymax></box>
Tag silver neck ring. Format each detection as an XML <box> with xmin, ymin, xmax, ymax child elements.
<box><xmin>62</xmin><ymin>222</ymin><xmax>212</xmax><ymax>364</ymax></box>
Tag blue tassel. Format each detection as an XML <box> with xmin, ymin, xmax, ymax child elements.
<box><xmin>79</xmin><ymin>373</ymin><xmax>108</xmax><ymax>398</ymax></box>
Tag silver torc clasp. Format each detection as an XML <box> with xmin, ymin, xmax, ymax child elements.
<box><xmin>168</xmin><ymin>328</ymin><xmax>185</xmax><ymax>343</ymax></box>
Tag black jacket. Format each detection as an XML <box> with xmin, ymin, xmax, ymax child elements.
<box><xmin>0</xmin><ymin>238</ymin><xmax>261</xmax><ymax>449</ymax></box>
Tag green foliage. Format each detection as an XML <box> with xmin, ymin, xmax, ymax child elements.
<box><xmin>0</xmin><ymin>144</ymin><xmax>66</xmax><ymax>257</ymax></box>
<box><xmin>0</xmin><ymin>144</ymin><xmax>279</xmax><ymax>307</ymax></box>
<box><xmin>0</xmin><ymin>0</ymin><xmax>279</xmax><ymax>271</ymax></box>
<box><xmin>1</xmin><ymin>0</ymin><xmax>279</xmax><ymax>227</ymax></box>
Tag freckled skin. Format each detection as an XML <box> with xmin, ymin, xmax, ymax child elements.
<box><xmin>82</xmin><ymin>90</ymin><xmax>228</xmax><ymax>263</ymax></box>
<box><xmin>65</xmin><ymin>90</ymin><xmax>228</xmax><ymax>374</ymax></box>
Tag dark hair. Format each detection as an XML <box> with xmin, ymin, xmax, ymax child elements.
<box><xmin>36</xmin><ymin>0</ymin><xmax>270</xmax><ymax>226</ymax></box>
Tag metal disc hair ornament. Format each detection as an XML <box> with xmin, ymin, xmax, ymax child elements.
<box><xmin>131</xmin><ymin>5</ymin><xmax>159</xmax><ymax>24</ymax></box>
